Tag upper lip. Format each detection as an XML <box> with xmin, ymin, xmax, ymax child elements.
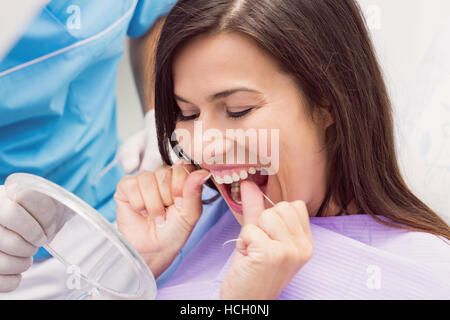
<box><xmin>202</xmin><ymin>164</ymin><xmax>258</xmax><ymax>172</ymax></box>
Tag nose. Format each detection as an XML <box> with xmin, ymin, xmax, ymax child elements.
<box><xmin>200</xmin><ymin>129</ymin><xmax>235</xmax><ymax>165</ymax></box>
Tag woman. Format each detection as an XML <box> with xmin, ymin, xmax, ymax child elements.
<box><xmin>114</xmin><ymin>0</ymin><xmax>450</xmax><ymax>299</ymax></box>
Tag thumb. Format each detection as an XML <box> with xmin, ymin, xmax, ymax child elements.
<box><xmin>240</xmin><ymin>180</ymin><xmax>265</xmax><ymax>225</ymax></box>
<box><xmin>179</xmin><ymin>170</ymin><xmax>210</xmax><ymax>227</ymax></box>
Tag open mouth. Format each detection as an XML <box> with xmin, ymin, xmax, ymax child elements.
<box><xmin>207</xmin><ymin>166</ymin><xmax>269</xmax><ymax>214</ymax></box>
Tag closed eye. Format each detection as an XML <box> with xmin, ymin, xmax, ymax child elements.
<box><xmin>178</xmin><ymin>113</ymin><xmax>200</xmax><ymax>121</ymax></box>
<box><xmin>227</xmin><ymin>108</ymin><xmax>254</xmax><ymax>119</ymax></box>
<box><xmin>177</xmin><ymin>107</ymin><xmax>255</xmax><ymax>121</ymax></box>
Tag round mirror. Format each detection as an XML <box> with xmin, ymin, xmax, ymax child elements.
<box><xmin>6</xmin><ymin>173</ymin><xmax>157</xmax><ymax>300</ymax></box>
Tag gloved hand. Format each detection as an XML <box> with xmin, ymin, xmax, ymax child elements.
<box><xmin>0</xmin><ymin>174</ymin><xmax>73</xmax><ymax>292</ymax></box>
<box><xmin>118</xmin><ymin>110</ymin><xmax>178</xmax><ymax>174</ymax></box>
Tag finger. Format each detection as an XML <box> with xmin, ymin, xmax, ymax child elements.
<box><xmin>9</xmin><ymin>188</ymin><xmax>71</xmax><ymax>243</ymax></box>
<box><xmin>119</xmin><ymin>130</ymin><xmax>146</xmax><ymax>174</ymax></box>
<box><xmin>0</xmin><ymin>186</ymin><xmax>47</xmax><ymax>247</ymax></box>
<box><xmin>137</xmin><ymin>171</ymin><xmax>166</xmax><ymax>220</ymax></box>
<box><xmin>271</xmin><ymin>202</ymin><xmax>302</xmax><ymax>236</ymax></box>
<box><xmin>114</xmin><ymin>175</ymin><xmax>145</xmax><ymax>213</ymax></box>
<box><xmin>114</xmin><ymin>186</ymin><xmax>147</xmax><ymax>226</ymax></box>
<box><xmin>0</xmin><ymin>225</ymin><xmax>38</xmax><ymax>257</ymax></box>
<box><xmin>171</xmin><ymin>161</ymin><xmax>195</xmax><ymax>199</ymax></box>
<box><xmin>114</xmin><ymin>192</ymin><xmax>148</xmax><ymax>235</ymax></box>
<box><xmin>0</xmin><ymin>274</ymin><xmax>22</xmax><ymax>292</ymax></box>
<box><xmin>240</xmin><ymin>180</ymin><xmax>265</xmax><ymax>226</ymax></box>
<box><xmin>155</xmin><ymin>167</ymin><xmax>173</xmax><ymax>207</ymax></box>
<box><xmin>257</xmin><ymin>208</ymin><xmax>291</xmax><ymax>242</ymax></box>
<box><xmin>237</xmin><ymin>224</ymin><xmax>271</xmax><ymax>255</ymax></box>
<box><xmin>178</xmin><ymin>169</ymin><xmax>210</xmax><ymax>229</ymax></box>
<box><xmin>0</xmin><ymin>251</ymin><xmax>33</xmax><ymax>275</ymax></box>
<box><xmin>291</xmin><ymin>201</ymin><xmax>312</xmax><ymax>238</ymax></box>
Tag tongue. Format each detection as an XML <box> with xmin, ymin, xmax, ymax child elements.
<box><xmin>246</xmin><ymin>171</ymin><xmax>268</xmax><ymax>187</ymax></box>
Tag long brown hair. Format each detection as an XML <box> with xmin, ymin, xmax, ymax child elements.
<box><xmin>153</xmin><ymin>0</ymin><xmax>450</xmax><ymax>240</ymax></box>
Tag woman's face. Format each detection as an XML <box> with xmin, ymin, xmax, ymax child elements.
<box><xmin>173</xmin><ymin>32</ymin><xmax>332</xmax><ymax>224</ymax></box>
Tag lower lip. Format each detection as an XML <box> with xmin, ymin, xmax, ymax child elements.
<box><xmin>218</xmin><ymin>181</ymin><xmax>267</xmax><ymax>215</ymax></box>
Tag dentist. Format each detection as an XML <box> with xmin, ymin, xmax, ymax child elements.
<box><xmin>0</xmin><ymin>0</ymin><xmax>177</xmax><ymax>298</ymax></box>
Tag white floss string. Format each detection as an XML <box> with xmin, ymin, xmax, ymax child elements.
<box><xmin>222</xmin><ymin>238</ymin><xmax>242</xmax><ymax>248</ymax></box>
<box><xmin>222</xmin><ymin>189</ymin><xmax>276</xmax><ymax>248</ymax></box>
<box><xmin>260</xmin><ymin>189</ymin><xmax>275</xmax><ymax>207</ymax></box>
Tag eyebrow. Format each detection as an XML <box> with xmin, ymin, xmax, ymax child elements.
<box><xmin>175</xmin><ymin>87</ymin><xmax>262</xmax><ymax>104</ymax></box>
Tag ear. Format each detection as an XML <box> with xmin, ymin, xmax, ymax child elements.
<box><xmin>314</xmin><ymin>102</ymin><xmax>335</xmax><ymax>129</ymax></box>
<box><xmin>321</xmin><ymin>106</ymin><xmax>335</xmax><ymax>129</ymax></box>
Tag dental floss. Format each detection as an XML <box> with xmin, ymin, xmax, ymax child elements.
<box><xmin>222</xmin><ymin>238</ymin><xmax>242</xmax><ymax>247</ymax></box>
<box><xmin>222</xmin><ymin>189</ymin><xmax>276</xmax><ymax>248</ymax></box>
<box><xmin>260</xmin><ymin>189</ymin><xmax>276</xmax><ymax>207</ymax></box>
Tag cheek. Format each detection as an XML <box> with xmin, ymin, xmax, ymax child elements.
<box><xmin>276</xmin><ymin>118</ymin><xmax>326</xmax><ymax>172</ymax></box>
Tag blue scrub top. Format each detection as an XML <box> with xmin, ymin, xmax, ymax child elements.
<box><xmin>0</xmin><ymin>0</ymin><xmax>177</xmax><ymax>259</ymax></box>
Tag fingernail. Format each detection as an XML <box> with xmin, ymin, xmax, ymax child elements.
<box><xmin>155</xmin><ymin>215</ymin><xmax>165</xmax><ymax>228</ymax></box>
<box><xmin>202</xmin><ymin>173</ymin><xmax>212</xmax><ymax>183</ymax></box>
<box><xmin>174</xmin><ymin>197</ymin><xmax>182</xmax><ymax>209</ymax></box>
<box><xmin>140</xmin><ymin>209</ymin><xmax>149</xmax><ymax>216</ymax></box>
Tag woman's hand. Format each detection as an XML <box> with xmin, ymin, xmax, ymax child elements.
<box><xmin>220</xmin><ymin>181</ymin><xmax>314</xmax><ymax>300</ymax></box>
<box><xmin>114</xmin><ymin>162</ymin><xmax>210</xmax><ymax>279</ymax></box>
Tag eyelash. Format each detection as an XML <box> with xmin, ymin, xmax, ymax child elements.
<box><xmin>178</xmin><ymin>108</ymin><xmax>254</xmax><ymax>122</ymax></box>
<box><xmin>227</xmin><ymin>108</ymin><xmax>254</xmax><ymax>119</ymax></box>
<box><xmin>178</xmin><ymin>113</ymin><xmax>199</xmax><ymax>121</ymax></box>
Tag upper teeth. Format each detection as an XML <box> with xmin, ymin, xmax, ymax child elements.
<box><xmin>212</xmin><ymin>167</ymin><xmax>257</xmax><ymax>184</ymax></box>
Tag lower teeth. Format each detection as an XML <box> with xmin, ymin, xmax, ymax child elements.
<box><xmin>230</xmin><ymin>181</ymin><xmax>241</xmax><ymax>203</ymax></box>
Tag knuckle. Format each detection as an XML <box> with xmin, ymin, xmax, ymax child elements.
<box><xmin>282</xmin><ymin>249</ymin><xmax>297</xmax><ymax>265</ymax></box>
<box><xmin>130</xmin><ymin>202</ymin><xmax>145</xmax><ymax>214</ymax></box>
<box><xmin>117</xmin><ymin>176</ymin><xmax>136</xmax><ymax>192</ymax></box>
<box><xmin>171</xmin><ymin>178</ymin><xmax>184</xmax><ymax>197</ymax></box>
<box><xmin>2</xmin><ymin>200</ymin><xmax>18</xmax><ymax>221</ymax></box>
<box><xmin>258</xmin><ymin>209</ymin><xmax>273</xmax><ymax>224</ymax></box>
<box><xmin>293</xmin><ymin>200</ymin><xmax>307</xmax><ymax>212</ymax></box>
<box><xmin>1</xmin><ymin>233</ymin><xmax>14</xmax><ymax>252</ymax></box>
<box><xmin>240</xmin><ymin>224</ymin><xmax>257</xmax><ymax>238</ymax></box>
<box><xmin>137</xmin><ymin>170</ymin><xmax>156</xmax><ymax>185</ymax></box>
<box><xmin>301</xmin><ymin>241</ymin><xmax>314</xmax><ymax>259</ymax></box>
<box><xmin>156</xmin><ymin>167</ymin><xmax>171</xmax><ymax>185</ymax></box>
<box><xmin>275</xmin><ymin>201</ymin><xmax>290</xmax><ymax>211</ymax></box>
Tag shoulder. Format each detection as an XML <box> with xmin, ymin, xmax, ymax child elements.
<box><xmin>373</xmin><ymin>227</ymin><xmax>450</xmax><ymax>268</ymax></box>
<box><xmin>311</xmin><ymin>214</ymin><xmax>450</xmax><ymax>269</ymax></box>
